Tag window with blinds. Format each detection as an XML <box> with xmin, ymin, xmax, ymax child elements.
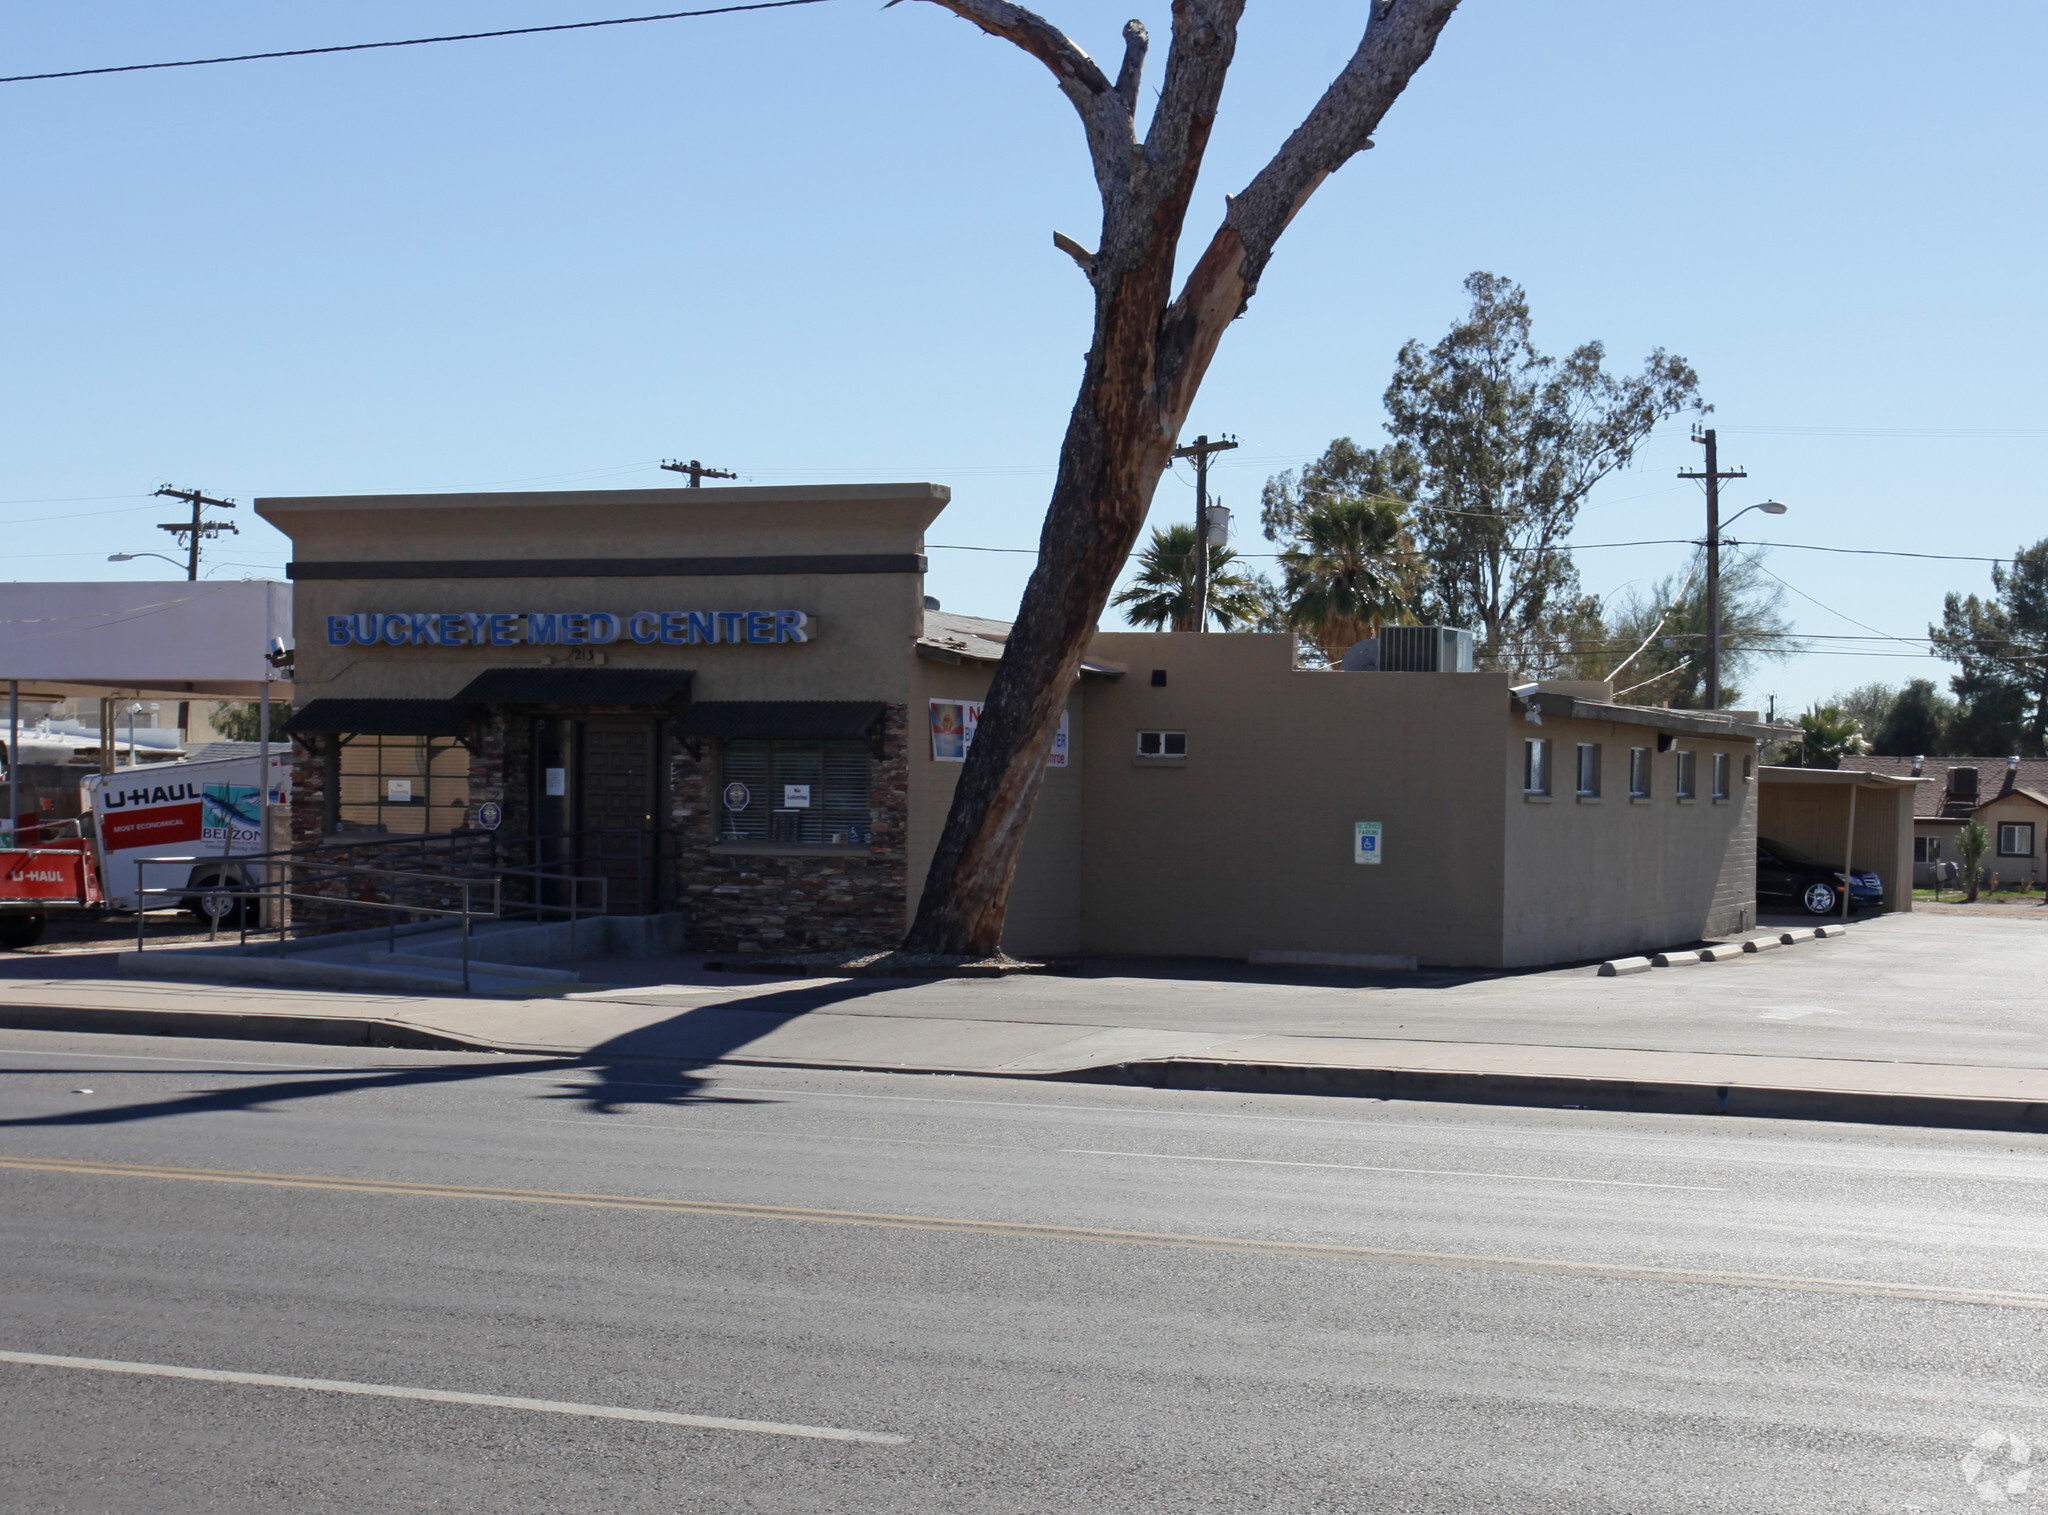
<box><xmin>719</xmin><ymin>739</ymin><xmax>873</xmax><ymax>846</ymax></box>
<box><xmin>333</xmin><ymin>735</ymin><xmax>471</xmax><ymax>835</ymax></box>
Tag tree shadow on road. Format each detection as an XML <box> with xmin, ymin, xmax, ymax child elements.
<box><xmin>0</xmin><ymin>977</ymin><xmax>904</xmax><ymax>1129</ymax></box>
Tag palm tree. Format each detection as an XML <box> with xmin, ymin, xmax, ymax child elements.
<box><xmin>1112</xmin><ymin>523</ymin><xmax>1266</xmax><ymax>632</ymax></box>
<box><xmin>1781</xmin><ymin>703</ymin><xmax>1872</xmax><ymax>769</ymax></box>
<box><xmin>1278</xmin><ymin>496</ymin><xmax>1417</xmax><ymax>664</ymax></box>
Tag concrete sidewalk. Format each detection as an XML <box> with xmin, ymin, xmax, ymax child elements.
<box><xmin>2</xmin><ymin>912</ymin><xmax>2043</xmax><ymax>1130</ymax></box>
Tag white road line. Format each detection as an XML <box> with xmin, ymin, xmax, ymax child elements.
<box><xmin>0</xmin><ymin>1350</ymin><xmax>907</xmax><ymax>1445</ymax></box>
<box><xmin>1061</xmin><ymin>1148</ymin><xmax>1726</xmax><ymax>1191</ymax></box>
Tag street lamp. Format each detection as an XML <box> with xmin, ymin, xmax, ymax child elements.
<box><xmin>108</xmin><ymin>551</ymin><xmax>188</xmax><ymax>571</ymax></box>
<box><xmin>1724</xmin><ymin>500</ymin><xmax>1789</xmax><ymax>528</ymax></box>
<box><xmin>1707</xmin><ymin>500</ymin><xmax>1789</xmax><ymax>710</ymax></box>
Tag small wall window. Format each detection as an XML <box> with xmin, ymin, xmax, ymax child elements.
<box><xmin>1629</xmin><ymin>747</ymin><xmax>1651</xmax><ymax>799</ymax></box>
<box><xmin>331</xmin><ymin>733</ymin><xmax>470</xmax><ymax>835</ymax></box>
<box><xmin>1575</xmin><ymin>742</ymin><xmax>1600</xmax><ymax>797</ymax></box>
<box><xmin>1136</xmin><ymin>730</ymin><xmax>1186</xmax><ymax>757</ymax></box>
<box><xmin>720</xmin><ymin>739</ymin><xmax>872</xmax><ymax>845</ymax></box>
<box><xmin>1914</xmin><ymin>836</ymin><xmax>1941</xmax><ymax>863</ymax></box>
<box><xmin>1998</xmin><ymin>822</ymin><xmax>2035</xmax><ymax>857</ymax></box>
<box><xmin>1712</xmin><ymin>752</ymin><xmax>1730</xmax><ymax>799</ymax></box>
<box><xmin>1675</xmin><ymin>750</ymin><xmax>1696</xmax><ymax>799</ymax></box>
<box><xmin>1524</xmin><ymin>738</ymin><xmax>1551</xmax><ymax>796</ymax></box>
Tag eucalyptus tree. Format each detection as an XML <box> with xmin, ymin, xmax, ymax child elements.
<box><xmin>1598</xmin><ymin>556</ymin><xmax>1793</xmax><ymax>708</ymax></box>
<box><xmin>892</xmin><ymin>0</ymin><xmax>1463</xmax><ymax>957</ymax></box>
<box><xmin>1383</xmin><ymin>272</ymin><xmax>1705</xmax><ymax>668</ymax></box>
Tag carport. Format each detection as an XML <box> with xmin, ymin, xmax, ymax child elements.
<box><xmin>1756</xmin><ymin>766</ymin><xmax>1923</xmax><ymax>914</ymax></box>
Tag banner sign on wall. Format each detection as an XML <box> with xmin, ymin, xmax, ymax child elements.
<box><xmin>326</xmin><ymin>610</ymin><xmax>812</xmax><ymax>647</ymax></box>
<box><xmin>929</xmin><ymin>699</ymin><xmax>1068</xmax><ymax>768</ymax></box>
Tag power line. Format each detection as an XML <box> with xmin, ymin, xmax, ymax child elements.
<box><xmin>1727</xmin><ymin>539</ymin><xmax>2017</xmax><ymax>565</ymax></box>
<box><xmin>0</xmin><ymin>1</ymin><xmax>830</xmax><ymax>85</ymax></box>
<box><xmin>1733</xmin><ymin>549</ymin><xmax>1908</xmax><ymax>645</ymax></box>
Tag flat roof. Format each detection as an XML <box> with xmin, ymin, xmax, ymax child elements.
<box><xmin>255</xmin><ymin>482</ymin><xmax>950</xmax><ymax>517</ymax></box>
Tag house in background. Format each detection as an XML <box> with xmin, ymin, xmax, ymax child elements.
<box><xmin>1855</xmin><ymin>756</ymin><xmax>2048</xmax><ymax>887</ymax></box>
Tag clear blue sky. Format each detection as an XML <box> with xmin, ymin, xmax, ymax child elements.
<box><xmin>5</xmin><ymin>1</ymin><xmax>2043</xmax><ymax>716</ymax></box>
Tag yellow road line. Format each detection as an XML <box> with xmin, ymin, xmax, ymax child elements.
<box><xmin>4</xmin><ymin>1153</ymin><xmax>2042</xmax><ymax>1312</ymax></box>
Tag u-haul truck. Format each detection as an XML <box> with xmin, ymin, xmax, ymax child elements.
<box><xmin>85</xmin><ymin>750</ymin><xmax>291</xmax><ymax>914</ymax></box>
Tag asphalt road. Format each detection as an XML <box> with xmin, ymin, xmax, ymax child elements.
<box><xmin>2</xmin><ymin>1028</ymin><xmax>2044</xmax><ymax>1513</ymax></box>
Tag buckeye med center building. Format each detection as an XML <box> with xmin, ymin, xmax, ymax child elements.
<box><xmin>266</xmin><ymin>480</ymin><xmax>1788</xmax><ymax>969</ymax></box>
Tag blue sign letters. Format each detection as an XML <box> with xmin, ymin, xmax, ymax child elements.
<box><xmin>327</xmin><ymin>610</ymin><xmax>814</xmax><ymax>648</ymax></box>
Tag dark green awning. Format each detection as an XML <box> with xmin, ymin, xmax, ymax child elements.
<box><xmin>454</xmin><ymin>668</ymin><xmax>694</xmax><ymax>706</ymax></box>
<box><xmin>673</xmin><ymin>701</ymin><xmax>887</xmax><ymax>743</ymax></box>
<box><xmin>282</xmin><ymin>699</ymin><xmax>479</xmax><ymax>736</ymax></box>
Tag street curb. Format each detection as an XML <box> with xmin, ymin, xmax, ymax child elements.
<box><xmin>1080</xmin><ymin>1059</ymin><xmax>2048</xmax><ymax>1134</ymax></box>
<box><xmin>5</xmin><ymin>1001</ymin><xmax>2045</xmax><ymax>1135</ymax></box>
<box><xmin>0</xmin><ymin>1003</ymin><xmax>482</xmax><ymax>1054</ymax></box>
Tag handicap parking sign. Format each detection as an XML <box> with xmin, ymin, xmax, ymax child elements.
<box><xmin>1354</xmin><ymin>821</ymin><xmax>1382</xmax><ymax>865</ymax></box>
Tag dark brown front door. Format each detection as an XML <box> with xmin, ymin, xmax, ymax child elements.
<box><xmin>577</xmin><ymin>718</ymin><xmax>659</xmax><ymax>913</ymax></box>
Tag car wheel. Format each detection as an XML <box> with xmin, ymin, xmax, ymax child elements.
<box><xmin>1800</xmin><ymin>881</ymin><xmax>1839</xmax><ymax>916</ymax></box>
<box><xmin>0</xmin><ymin>912</ymin><xmax>46</xmax><ymax>950</ymax></box>
<box><xmin>182</xmin><ymin>874</ymin><xmax>246</xmax><ymax>929</ymax></box>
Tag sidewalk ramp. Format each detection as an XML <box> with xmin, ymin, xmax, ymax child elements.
<box><xmin>115</xmin><ymin>913</ymin><xmax>685</xmax><ymax>995</ymax></box>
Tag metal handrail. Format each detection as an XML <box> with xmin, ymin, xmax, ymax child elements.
<box><xmin>200</xmin><ymin>823</ymin><xmax>662</xmax><ymax>913</ymax></box>
<box><xmin>133</xmin><ymin>871</ymin><xmax>499</xmax><ymax>994</ymax></box>
<box><xmin>131</xmin><ymin>852</ymin><xmax>609</xmax><ymax>994</ymax></box>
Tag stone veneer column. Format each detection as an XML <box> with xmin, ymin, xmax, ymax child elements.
<box><xmin>288</xmin><ymin>736</ymin><xmax>326</xmax><ymax>849</ymax></box>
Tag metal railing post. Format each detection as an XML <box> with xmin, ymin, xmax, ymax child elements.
<box><xmin>461</xmin><ymin>879</ymin><xmax>472</xmax><ymax>994</ymax></box>
<box><xmin>135</xmin><ymin>860</ymin><xmax>147</xmax><ymax>954</ymax></box>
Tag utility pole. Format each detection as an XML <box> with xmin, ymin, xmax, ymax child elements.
<box><xmin>660</xmin><ymin>459</ymin><xmax>737</xmax><ymax>488</ymax></box>
<box><xmin>1678</xmin><ymin>429</ymin><xmax>1745</xmax><ymax>709</ymax></box>
<box><xmin>153</xmin><ymin>485</ymin><xmax>239</xmax><ymax>581</ymax></box>
<box><xmin>1170</xmin><ymin>433</ymin><xmax>1237</xmax><ymax>631</ymax></box>
<box><xmin>152</xmin><ymin>485</ymin><xmax>238</xmax><ymax>750</ymax></box>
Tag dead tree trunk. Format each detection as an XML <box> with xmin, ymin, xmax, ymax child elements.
<box><xmin>896</xmin><ymin>0</ymin><xmax>1462</xmax><ymax>956</ymax></box>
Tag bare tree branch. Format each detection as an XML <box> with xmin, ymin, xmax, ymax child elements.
<box><xmin>894</xmin><ymin>0</ymin><xmax>1136</xmax><ymax>192</ymax></box>
<box><xmin>1229</xmin><ymin>0</ymin><xmax>1458</xmax><ymax>275</ymax></box>
<box><xmin>886</xmin><ymin>0</ymin><xmax>1109</xmax><ymax>93</ymax></box>
<box><xmin>1051</xmin><ymin>230</ymin><xmax>1097</xmax><ymax>278</ymax></box>
<box><xmin>1154</xmin><ymin>0</ymin><xmax>1459</xmax><ymax>425</ymax></box>
<box><xmin>1113</xmin><ymin>19</ymin><xmax>1148</xmax><ymax>118</ymax></box>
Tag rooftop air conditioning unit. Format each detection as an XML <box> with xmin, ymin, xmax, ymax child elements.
<box><xmin>1376</xmin><ymin>625</ymin><xmax>1475</xmax><ymax>673</ymax></box>
<box><xmin>1947</xmin><ymin>767</ymin><xmax>1979</xmax><ymax>801</ymax></box>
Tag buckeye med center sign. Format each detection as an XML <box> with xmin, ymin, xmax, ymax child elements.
<box><xmin>327</xmin><ymin>609</ymin><xmax>813</xmax><ymax>648</ymax></box>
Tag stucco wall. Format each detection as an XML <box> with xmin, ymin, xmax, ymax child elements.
<box><xmin>907</xmin><ymin>658</ymin><xmax>1084</xmax><ymax>958</ymax></box>
<box><xmin>1502</xmin><ymin>721</ymin><xmax>1756</xmax><ymax>965</ymax></box>
<box><xmin>260</xmin><ymin>485</ymin><xmax>943</xmax><ymax>707</ymax></box>
<box><xmin>1076</xmin><ymin>635</ymin><xmax>1510</xmax><ymax>968</ymax></box>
